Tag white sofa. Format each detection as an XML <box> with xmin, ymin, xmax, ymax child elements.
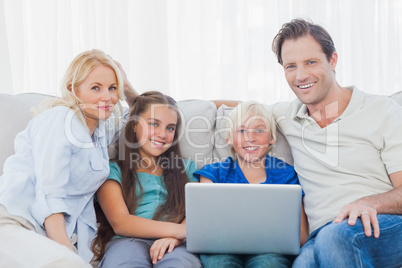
<box><xmin>1</xmin><ymin>90</ymin><xmax>402</xmax><ymax>174</ymax></box>
<box><xmin>2</xmin><ymin>91</ymin><xmax>402</xmax><ymax>268</ymax></box>
<box><xmin>0</xmin><ymin>93</ymin><xmax>296</xmax><ymax>174</ymax></box>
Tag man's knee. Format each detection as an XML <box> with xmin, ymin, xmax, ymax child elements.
<box><xmin>292</xmin><ymin>240</ymin><xmax>316</xmax><ymax>268</ymax></box>
<box><xmin>315</xmin><ymin>221</ymin><xmax>364</xmax><ymax>248</ymax></box>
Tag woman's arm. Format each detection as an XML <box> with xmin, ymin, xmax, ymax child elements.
<box><xmin>114</xmin><ymin>60</ymin><xmax>139</xmax><ymax>107</ymax></box>
<box><xmin>44</xmin><ymin>213</ymin><xmax>74</xmax><ymax>251</ymax></box>
<box><xmin>97</xmin><ymin>180</ymin><xmax>186</xmax><ymax>240</ymax></box>
<box><xmin>300</xmin><ymin>203</ymin><xmax>309</xmax><ymax>246</ymax></box>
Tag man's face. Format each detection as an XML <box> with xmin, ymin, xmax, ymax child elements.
<box><xmin>281</xmin><ymin>34</ymin><xmax>338</xmax><ymax>109</ymax></box>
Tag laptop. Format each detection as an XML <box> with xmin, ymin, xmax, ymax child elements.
<box><xmin>185</xmin><ymin>183</ymin><xmax>302</xmax><ymax>255</ymax></box>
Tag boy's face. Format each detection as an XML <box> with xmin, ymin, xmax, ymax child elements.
<box><xmin>229</xmin><ymin>117</ymin><xmax>275</xmax><ymax>164</ymax></box>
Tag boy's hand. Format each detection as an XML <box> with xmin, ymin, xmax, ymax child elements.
<box><xmin>150</xmin><ymin>238</ymin><xmax>182</xmax><ymax>264</ymax></box>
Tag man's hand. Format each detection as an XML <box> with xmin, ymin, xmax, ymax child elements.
<box><xmin>149</xmin><ymin>237</ymin><xmax>182</xmax><ymax>264</ymax></box>
<box><xmin>333</xmin><ymin>200</ymin><xmax>379</xmax><ymax>238</ymax></box>
<box><xmin>333</xmin><ymin>172</ymin><xmax>402</xmax><ymax>239</ymax></box>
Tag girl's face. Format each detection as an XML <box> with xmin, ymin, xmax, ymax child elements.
<box><xmin>134</xmin><ymin>104</ymin><xmax>178</xmax><ymax>160</ymax></box>
<box><xmin>230</xmin><ymin>116</ymin><xmax>275</xmax><ymax>164</ymax></box>
<box><xmin>75</xmin><ymin>64</ymin><xmax>119</xmax><ymax>132</ymax></box>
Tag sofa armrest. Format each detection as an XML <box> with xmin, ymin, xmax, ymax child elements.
<box><xmin>0</xmin><ymin>93</ymin><xmax>53</xmax><ymax>174</ymax></box>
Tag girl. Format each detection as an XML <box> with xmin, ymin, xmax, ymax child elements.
<box><xmin>195</xmin><ymin>101</ymin><xmax>308</xmax><ymax>268</ymax></box>
<box><xmin>0</xmin><ymin>49</ymin><xmax>126</xmax><ymax>267</ymax></box>
<box><xmin>92</xmin><ymin>91</ymin><xmax>202</xmax><ymax>268</ymax></box>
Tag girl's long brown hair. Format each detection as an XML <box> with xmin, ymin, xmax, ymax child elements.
<box><xmin>91</xmin><ymin>91</ymin><xmax>190</xmax><ymax>260</ymax></box>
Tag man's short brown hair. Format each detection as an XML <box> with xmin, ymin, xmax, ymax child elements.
<box><xmin>272</xmin><ymin>18</ymin><xmax>336</xmax><ymax>65</ymax></box>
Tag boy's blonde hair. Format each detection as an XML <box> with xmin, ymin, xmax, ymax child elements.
<box><xmin>225</xmin><ymin>101</ymin><xmax>277</xmax><ymax>159</ymax></box>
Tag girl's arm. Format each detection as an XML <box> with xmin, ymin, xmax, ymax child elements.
<box><xmin>44</xmin><ymin>213</ymin><xmax>74</xmax><ymax>251</ymax></box>
<box><xmin>97</xmin><ymin>180</ymin><xmax>186</xmax><ymax>240</ymax></box>
<box><xmin>300</xmin><ymin>203</ymin><xmax>309</xmax><ymax>246</ymax></box>
<box><xmin>149</xmin><ymin>215</ymin><xmax>189</xmax><ymax>264</ymax></box>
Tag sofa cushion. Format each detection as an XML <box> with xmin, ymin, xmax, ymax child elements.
<box><xmin>390</xmin><ymin>91</ymin><xmax>402</xmax><ymax>106</ymax></box>
<box><xmin>213</xmin><ymin>104</ymin><xmax>294</xmax><ymax>165</ymax></box>
<box><xmin>177</xmin><ymin>100</ymin><xmax>217</xmax><ymax>169</ymax></box>
<box><xmin>0</xmin><ymin>93</ymin><xmax>52</xmax><ymax>173</ymax></box>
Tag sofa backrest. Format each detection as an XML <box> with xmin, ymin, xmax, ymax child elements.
<box><xmin>1</xmin><ymin>91</ymin><xmax>401</xmax><ymax>174</ymax></box>
<box><xmin>0</xmin><ymin>94</ymin><xmax>218</xmax><ymax>173</ymax></box>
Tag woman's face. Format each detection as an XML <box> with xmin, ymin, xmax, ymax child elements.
<box><xmin>75</xmin><ymin>64</ymin><xmax>119</xmax><ymax>132</ymax></box>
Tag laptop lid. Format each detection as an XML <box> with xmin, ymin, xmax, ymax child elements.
<box><xmin>185</xmin><ymin>183</ymin><xmax>302</xmax><ymax>255</ymax></box>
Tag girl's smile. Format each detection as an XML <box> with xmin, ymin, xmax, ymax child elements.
<box><xmin>134</xmin><ymin>104</ymin><xmax>178</xmax><ymax>160</ymax></box>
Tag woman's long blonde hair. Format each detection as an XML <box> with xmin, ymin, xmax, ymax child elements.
<box><xmin>33</xmin><ymin>49</ymin><xmax>124</xmax><ymax>129</ymax></box>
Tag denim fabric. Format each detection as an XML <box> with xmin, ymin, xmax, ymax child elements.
<box><xmin>200</xmin><ymin>253</ymin><xmax>292</xmax><ymax>268</ymax></box>
<box><xmin>293</xmin><ymin>214</ymin><xmax>402</xmax><ymax>268</ymax></box>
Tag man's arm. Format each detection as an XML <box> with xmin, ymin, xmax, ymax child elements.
<box><xmin>211</xmin><ymin>100</ymin><xmax>240</xmax><ymax>109</ymax></box>
<box><xmin>334</xmin><ymin>170</ymin><xmax>402</xmax><ymax>238</ymax></box>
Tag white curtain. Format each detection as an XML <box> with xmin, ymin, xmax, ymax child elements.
<box><xmin>1</xmin><ymin>0</ymin><xmax>402</xmax><ymax>103</ymax></box>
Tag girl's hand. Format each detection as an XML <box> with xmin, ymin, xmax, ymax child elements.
<box><xmin>149</xmin><ymin>238</ymin><xmax>182</xmax><ymax>264</ymax></box>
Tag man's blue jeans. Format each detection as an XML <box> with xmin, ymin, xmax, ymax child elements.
<box><xmin>293</xmin><ymin>214</ymin><xmax>402</xmax><ymax>268</ymax></box>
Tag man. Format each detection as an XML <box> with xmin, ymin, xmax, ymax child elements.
<box><xmin>271</xmin><ymin>18</ymin><xmax>402</xmax><ymax>267</ymax></box>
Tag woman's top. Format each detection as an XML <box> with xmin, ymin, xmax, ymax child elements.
<box><xmin>0</xmin><ymin>106</ymin><xmax>110</xmax><ymax>262</ymax></box>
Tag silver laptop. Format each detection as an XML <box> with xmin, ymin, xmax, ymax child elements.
<box><xmin>185</xmin><ymin>183</ymin><xmax>302</xmax><ymax>255</ymax></box>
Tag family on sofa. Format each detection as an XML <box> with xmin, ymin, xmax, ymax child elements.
<box><xmin>0</xmin><ymin>18</ymin><xmax>401</xmax><ymax>268</ymax></box>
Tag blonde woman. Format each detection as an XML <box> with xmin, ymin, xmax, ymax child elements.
<box><xmin>0</xmin><ymin>49</ymin><xmax>133</xmax><ymax>267</ymax></box>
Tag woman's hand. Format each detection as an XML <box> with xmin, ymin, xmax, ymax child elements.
<box><xmin>44</xmin><ymin>213</ymin><xmax>74</xmax><ymax>251</ymax></box>
<box><xmin>113</xmin><ymin>60</ymin><xmax>139</xmax><ymax>106</ymax></box>
<box><xmin>149</xmin><ymin>237</ymin><xmax>183</xmax><ymax>264</ymax></box>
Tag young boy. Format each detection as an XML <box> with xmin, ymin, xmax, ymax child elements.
<box><xmin>194</xmin><ymin>101</ymin><xmax>308</xmax><ymax>268</ymax></box>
